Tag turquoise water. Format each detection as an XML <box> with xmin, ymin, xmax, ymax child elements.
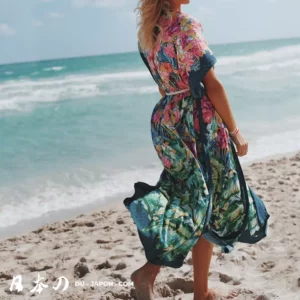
<box><xmin>1</xmin><ymin>37</ymin><xmax>300</xmax><ymax>230</ymax></box>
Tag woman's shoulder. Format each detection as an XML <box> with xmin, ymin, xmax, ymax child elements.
<box><xmin>178</xmin><ymin>12</ymin><xmax>200</xmax><ymax>22</ymax></box>
<box><xmin>161</xmin><ymin>11</ymin><xmax>201</xmax><ymax>36</ymax></box>
<box><xmin>177</xmin><ymin>12</ymin><xmax>202</xmax><ymax>30</ymax></box>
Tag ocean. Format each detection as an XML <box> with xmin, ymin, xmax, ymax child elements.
<box><xmin>1</xmin><ymin>37</ymin><xmax>300</xmax><ymax>236</ymax></box>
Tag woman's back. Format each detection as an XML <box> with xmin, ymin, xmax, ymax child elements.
<box><xmin>139</xmin><ymin>11</ymin><xmax>216</xmax><ymax>94</ymax></box>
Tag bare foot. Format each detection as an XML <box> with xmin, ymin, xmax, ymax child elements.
<box><xmin>225</xmin><ymin>289</ymin><xmax>240</xmax><ymax>299</ymax></box>
<box><xmin>206</xmin><ymin>289</ymin><xmax>220</xmax><ymax>300</ymax></box>
<box><xmin>194</xmin><ymin>289</ymin><xmax>221</xmax><ymax>300</ymax></box>
<box><xmin>130</xmin><ymin>268</ymin><xmax>155</xmax><ymax>300</ymax></box>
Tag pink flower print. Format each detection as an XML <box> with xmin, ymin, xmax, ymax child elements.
<box><xmin>172</xmin><ymin>108</ymin><xmax>180</xmax><ymax>124</ymax></box>
<box><xmin>161</xmin><ymin>155</ymin><xmax>172</xmax><ymax>169</ymax></box>
<box><xmin>164</xmin><ymin>43</ymin><xmax>176</xmax><ymax>58</ymax></box>
<box><xmin>194</xmin><ymin>23</ymin><xmax>202</xmax><ymax>33</ymax></box>
<box><xmin>147</xmin><ymin>52</ymin><xmax>156</xmax><ymax>71</ymax></box>
<box><xmin>190</xmin><ymin>40</ymin><xmax>206</xmax><ymax>57</ymax></box>
<box><xmin>147</xmin><ymin>50</ymin><xmax>154</xmax><ymax>62</ymax></box>
<box><xmin>162</xmin><ymin>62</ymin><xmax>173</xmax><ymax>72</ymax></box>
<box><xmin>177</xmin><ymin>79</ymin><xmax>187</xmax><ymax>89</ymax></box>
<box><xmin>181</xmin><ymin>71</ymin><xmax>189</xmax><ymax>84</ymax></box>
<box><xmin>178</xmin><ymin>53</ymin><xmax>185</xmax><ymax>66</ymax></box>
<box><xmin>169</xmin><ymin>22</ymin><xmax>181</xmax><ymax>35</ymax></box>
<box><xmin>163</xmin><ymin>102</ymin><xmax>172</xmax><ymax>123</ymax></box>
<box><xmin>152</xmin><ymin>111</ymin><xmax>161</xmax><ymax>124</ymax></box>
<box><xmin>201</xmin><ymin>96</ymin><xmax>214</xmax><ymax>124</ymax></box>
<box><xmin>164</xmin><ymin>113</ymin><xmax>170</xmax><ymax>123</ymax></box>
<box><xmin>162</xmin><ymin>31</ymin><xmax>171</xmax><ymax>42</ymax></box>
<box><xmin>180</xmin><ymin>34</ymin><xmax>190</xmax><ymax>49</ymax></box>
<box><xmin>218</xmin><ymin>127</ymin><xmax>229</xmax><ymax>149</ymax></box>
<box><xmin>160</xmin><ymin>62</ymin><xmax>173</xmax><ymax>78</ymax></box>
<box><xmin>149</xmin><ymin>60</ymin><xmax>156</xmax><ymax>72</ymax></box>
<box><xmin>154</xmin><ymin>41</ymin><xmax>161</xmax><ymax>53</ymax></box>
<box><xmin>183</xmin><ymin>52</ymin><xmax>195</xmax><ymax>72</ymax></box>
<box><xmin>161</xmin><ymin>16</ymin><xmax>172</xmax><ymax>29</ymax></box>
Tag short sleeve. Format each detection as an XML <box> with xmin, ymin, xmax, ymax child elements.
<box><xmin>176</xmin><ymin>15</ymin><xmax>217</xmax><ymax>83</ymax></box>
<box><xmin>138</xmin><ymin>42</ymin><xmax>159</xmax><ymax>86</ymax></box>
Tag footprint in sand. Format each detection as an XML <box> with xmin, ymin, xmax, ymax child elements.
<box><xmin>158</xmin><ymin>277</ymin><xmax>194</xmax><ymax>294</ymax></box>
<box><xmin>100</xmin><ymin>289</ymin><xmax>135</xmax><ymax>300</ymax></box>
<box><xmin>219</xmin><ymin>273</ymin><xmax>233</xmax><ymax>284</ymax></box>
<box><xmin>260</xmin><ymin>261</ymin><xmax>275</xmax><ymax>272</ymax></box>
<box><xmin>224</xmin><ymin>288</ymin><xmax>254</xmax><ymax>299</ymax></box>
<box><xmin>256</xmin><ymin>293</ymin><xmax>280</xmax><ymax>300</ymax></box>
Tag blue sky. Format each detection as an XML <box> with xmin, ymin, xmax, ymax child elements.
<box><xmin>1</xmin><ymin>0</ymin><xmax>300</xmax><ymax>64</ymax></box>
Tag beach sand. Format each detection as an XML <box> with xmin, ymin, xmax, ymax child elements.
<box><xmin>1</xmin><ymin>152</ymin><xmax>300</xmax><ymax>300</ymax></box>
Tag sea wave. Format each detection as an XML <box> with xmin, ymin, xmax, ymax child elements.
<box><xmin>0</xmin><ymin>165</ymin><xmax>161</xmax><ymax>228</ymax></box>
<box><xmin>234</xmin><ymin>59</ymin><xmax>300</xmax><ymax>72</ymax></box>
<box><xmin>43</xmin><ymin>66</ymin><xmax>65</xmax><ymax>72</ymax></box>
<box><xmin>217</xmin><ymin>44</ymin><xmax>300</xmax><ymax>66</ymax></box>
<box><xmin>0</xmin><ymin>44</ymin><xmax>299</xmax><ymax>112</ymax></box>
<box><xmin>1</xmin><ymin>125</ymin><xmax>300</xmax><ymax>229</ymax></box>
<box><xmin>0</xmin><ymin>71</ymin><xmax>158</xmax><ymax>111</ymax></box>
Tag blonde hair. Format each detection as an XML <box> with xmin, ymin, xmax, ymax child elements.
<box><xmin>136</xmin><ymin>0</ymin><xmax>173</xmax><ymax>51</ymax></box>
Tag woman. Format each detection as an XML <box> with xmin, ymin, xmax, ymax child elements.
<box><xmin>123</xmin><ymin>0</ymin><xmax>270</xmax><ymax>299</ymax></box>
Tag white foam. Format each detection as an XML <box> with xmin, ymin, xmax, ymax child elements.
<box><xmin>0</xmin><ymin>44</ymin><xmax>300</xmax><ymax>112</ymax></box>
<box><xmin>239</xmin><ymin>59</ymin><xmax>300</xmax><ymax>72</ymax></box>
<box><xmin>0</xmin><ymin>165</ymin><xmax>161</xmax><ymax>228</ymax></box>
<box><xmin>240</xmin><ymin>128</ymin><xmax>300</xmax><ymax>164</ymax></box>
<box><xmin>217</xmin><ymin>45</ymin><xmax>300</xmax><ymax>75</ymax></box>
<box><xmin>218</xmin><ymin>45</ymin><xmax>300</xmax><ymax>67</ymax></box>
<box><xmin>0</xmin><ymin>70</ymin><xmax>154</xmax><ymax>111</ymax></box>
<box><xmin>43</xmin><ymin>66</ymin><xmax>65</xmax><ymax>72</ymax></box>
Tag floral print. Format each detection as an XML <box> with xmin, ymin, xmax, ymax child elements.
<box><xmin>123</xmin><ymin>11</ymin><xmax>270</xmax><ymax>268</ymax></box>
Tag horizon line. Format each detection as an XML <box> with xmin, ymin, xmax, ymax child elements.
<box><xmin>1</xmin><ymin>35</ymin><xmax>300</xmax><ymax>67</ymax></box>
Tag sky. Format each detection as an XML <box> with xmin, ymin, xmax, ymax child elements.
<box><xmin>0</xmin><ymin>0</ymin><xmax>300</xmax><ymax>64</ymax></box>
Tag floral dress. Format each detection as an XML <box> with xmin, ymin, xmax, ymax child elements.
<box><xmin>123</xmin><ymin>11</ymin><xmax>270</xmax><ymax>268</ymax></box>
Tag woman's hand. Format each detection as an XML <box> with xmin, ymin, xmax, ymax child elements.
<box><xmin>230</xmin><ymin>132</ymin><xmax>248</xmax><ymax>157</ymax></box>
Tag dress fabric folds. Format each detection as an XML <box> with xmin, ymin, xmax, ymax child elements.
<box><xmin>123</xmin><ymin>11</ymin><xmax>270</xmax><ymax>268</ymax></box>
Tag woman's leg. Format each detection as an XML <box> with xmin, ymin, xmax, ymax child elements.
<box><xmin>192</xmin><ymin>236</ymin><xmax>215</xmax><ymax>300</ymax></box>
<box><xmin>131</xmin><ymin>262</ymin><xmax>161</xmax><ymax>300</ymax></box>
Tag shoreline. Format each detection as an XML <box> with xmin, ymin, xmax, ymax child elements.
<box><xmin>0</xmin><ymin>149</ymin><xmax>300</xmax><ymax>299</ymax></box>
<box><xmin>1</xmin><ymin>149</ymin><xmax>299</xmax><ymax>242</ymax></box>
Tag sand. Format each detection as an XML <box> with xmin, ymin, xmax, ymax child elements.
<box><xmin>0</xmin><ymin>152</ymin><xmax>300</xmax><ymax>300</ymax></box>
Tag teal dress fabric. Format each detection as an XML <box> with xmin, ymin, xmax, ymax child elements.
<box><xmin>123</xmin><ymin>11</ymin><xmax>270</xmax><ymax>268</ymax></box>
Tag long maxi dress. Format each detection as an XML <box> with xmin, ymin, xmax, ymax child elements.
<box><xmin>123</xmin><ymin>11</ymin><xmax>270</xmax><ymax>268</ymax></box>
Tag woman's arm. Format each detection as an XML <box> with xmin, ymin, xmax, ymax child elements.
<box><xmin>203</xmin><ymin>68</ymin><xmax>248</xmax><ymax>157</ymax></box>
<box><xmin>203</xmin><ymin>68</ymin><xmax>237</xmax><ymax>132</ymax></box>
